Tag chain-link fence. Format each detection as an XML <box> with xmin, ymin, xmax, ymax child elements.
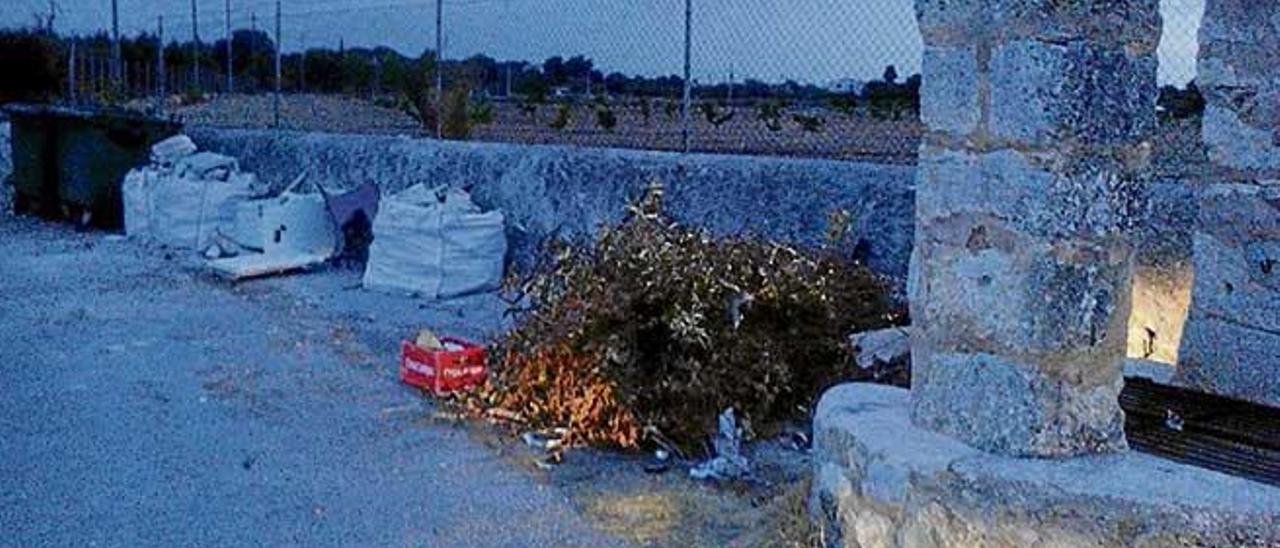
<box><xmin>4</xmin><ymin>0</ymin><xmax>1207</xmax><ymax>167</ymax></box>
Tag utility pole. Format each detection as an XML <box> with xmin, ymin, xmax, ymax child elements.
<box><xmin>300</xmin><ymin>33</ymin><xmax>307</xmax><ymax>92</ymax></box>
<box><xmin>435</xmin><ymin>0</ymin><xmax>444</xmax><ymax>139</ymax></box>
<box><xmin>192</xmin><ymin>0</ymin><xmax>201</xmax><ymax>93</ymax></box>
<box><xmin>111</xmin><ymin>0</ymin><xmax>121</xmax><ymax>89</ymax></box>
<box><xmin>67</xmin><ymin>39</ymin><xmax>76</xmax><ymax>101</ymax></box>
<box><xmin>727</xmin><ymin>65</ymin><xmax>734</xmax><ymax>105</ymax></box>
<box><xmin>681</xmin><ymin>0</ymin><xmax>693</xmax><ymax>153</ymax></box>
<box><xmin>274</xmin><ymin>0</ymin><xmax>281</xmax><ymax>128</ymax></box>
<box><xmin>157</xmin><ymin>16</ymin><xmax>166</xmax><ymax>110</ymax></box>
<box><xmin>225</xmin><ymin>0</ymin><xmax>233</xmax><ymax>93</ymax></box>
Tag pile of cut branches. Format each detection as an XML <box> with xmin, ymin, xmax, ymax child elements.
<box><xmin>462</xmin><ymin>183</ymin><xmax>899</xmax><ymax>454</ymax></box>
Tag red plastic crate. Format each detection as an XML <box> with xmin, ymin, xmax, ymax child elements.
<box><xmin>399</xmin><ymin>337</ymin><xmax>488</xmax><ymax>396</ymax></box>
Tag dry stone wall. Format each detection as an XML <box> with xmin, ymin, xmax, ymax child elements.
<box><xmin>909</xmin><ymin>0</ymin><xmax>1162</xmax><ymax>456</ymax></box>
<box><xmin>1177</xmin><ymin>0</ymin><xmax>1280</xmax><ymax>407</ymax></box>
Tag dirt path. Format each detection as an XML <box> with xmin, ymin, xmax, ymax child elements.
<box><xmin>0</xmin><ymin>216</ymin><xmax>627</xmax><ymax>547</ymax></box>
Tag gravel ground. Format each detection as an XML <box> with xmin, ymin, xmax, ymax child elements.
<box><xmin>0</xmin><ymin>215</ymin><xmax>624</xmax><ymax>547</ymax></box>
<box><xmin>0</xmin><ymin>214</ymin><xmax>814</xmax><ymax>547</ymax></box>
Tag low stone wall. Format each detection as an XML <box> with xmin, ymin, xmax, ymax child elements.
<box><xmin>187</xmin><ymin>128</ymin><xmax>1199</xmax><ymax>364</ymax></box>
<box><xmin>189</xmin><ymin>128</ymin><xmax>917</xmax><ymax>282</ymax></box>
<box><xmin>811</xmin><ymin>383</ymin><xmax>1280</xmax><ymax>548</ymax></box>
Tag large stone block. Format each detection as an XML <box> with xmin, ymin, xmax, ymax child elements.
<box><xmin>912</xmin><ymin>235</ymin><xmax>1132</xmax><ymax>364</ymax></box>
<box><xmin>1198</xmin><ymin>0</ymin><xmax>1280</xmax><ymax>172</ymax></box>
<box><xmin>915</xmin><ymin>0</ymin><xmax>1162</xmax><ymax>50</ymax></box>
<box><xmin>910</xmin><ymin>350</ymin><xmax>1127</xmax><ymax>456</ymax></box>
<box><xmin>1202</xmin><ymin>104</ymin><xmax>1280</xmax><ymax>172</ymax></box>
<box><xmin>1177</xmin><ymin>315</ymin><xmax>1280</xmax><ymax>408</ymax></box>
<box><xmin>989</xmin><ymin>39</ymin><xmax>1157</xmax><ymax>148</ymax></box>
<box><xmin>916</xmin><ymin>146</ymin><xmax>1145</xmax><ymax>241</ymax></box>
<box><xmin>1186</xmin><ymin>183</ymin><xmax>1280</xmax><ymax>331</ymax></box>
<box><xmin>920</xmin><ymin>47</ymin><xmax>982</xmax><ymax>136</ymax></box>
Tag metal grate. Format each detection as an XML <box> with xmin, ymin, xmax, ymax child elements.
<box><xmin>1122</xmin><ymin>377</ymin><xmax>1280</xmax><ymax>488</ymax></box>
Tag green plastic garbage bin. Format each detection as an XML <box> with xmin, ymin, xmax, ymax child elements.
<box><xmin>4</xmin><ymin>104</ymin><xmax>180</xmax><ymax>229</ymax></box>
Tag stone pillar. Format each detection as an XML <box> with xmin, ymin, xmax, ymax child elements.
<box><xmin>1177</xmin><ymin>0</ymin><xmax>1280</xmax><ymax>407</ymax></box>
<box><xmin>909</xmin><ymin>0</ymin><xmax>1160</xmax><ymax>456</ymax></box>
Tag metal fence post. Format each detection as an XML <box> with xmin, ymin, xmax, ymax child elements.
<box><xmin>157</xmin><ymin>16</ymin><xmax>166</xmax><ymax>111</ymax></box>
<box><xmin>435</xmin><ymin>0</ymin><xmax>445</xmax><ymax>139</ymax></box>
<box><xmin>67</xmin><ymin>40</ymin><xmax>76</xmax><ymax>102</ymax></box>
<box><xmin>682</xmin><ymin>0</ymin><xmax>693</xmax><ymax>153</ymax></box>
<box><xmin>226</xmin><ymin>0</ymin><xmax>234</xmax><ymax>94</ymax></box>
<box><xmin>111</xmin><ymin>0</ymin><xmax>121</xmax><ymax>89</ymax></box>
<box><xmin>274</xmin><ymin>0</ymin><xmax>282</xmax><ymax>128</ymax></box>
<box><xmin>192</xmin><ymin>0</ymin><xmax>201</xmax><ymax>94</ymax></box>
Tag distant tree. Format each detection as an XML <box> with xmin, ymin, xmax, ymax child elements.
<box><xmin>757</xmin><ymin>98</ymin><xmax>787</xmax><ymax>132</ymax></box>
<box><xmin>793</xmin><ymin>113</ymin><xmax>825</xmax><ymax>133</ymax></box>
<box><xmin>698</xmin><ymin>101</ymin><xmax>734</xmax><ymax>128</ymax></box>
<box><xmin>0</xmin><ymin>30</ymin><xmax>61</xmax><ymax>104</ymax></box>
<box><xmin>637</xmin><ymin>97</ymin><xmax>652</xmax><ymax>125</ymax></box>
<box><xmin>595</xmin><ymin>102</ymin><xmax>617</xmax><ymax>131</ymax></box>
<box><xmin>882</xmin><ymin>64</ymin><xmax>898</xmax><ymax>85</ymax></box>
<box><xmin>828</xmin><ymin>93</ymin><xmax>857</xmax><ymax>118</ymax></box>
<box><xmin>543</xmin><ymin>56</ymin><xmax>567</xmax><ymax>86</ymax></box>
<box><xmin>1157</xmin><ymin>81</ymin><xmax>1206</xmax><ymax>120</ymax></box>
<box><xmin>550</xmin><ymin>101</ymin><xmax>572</xmax><ymax>130</ymax></box>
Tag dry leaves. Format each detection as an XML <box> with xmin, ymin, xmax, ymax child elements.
<box><xmin>461</xmin><ymin>182</ymin><xmax>900</xmax><ymax>454</ymax></box>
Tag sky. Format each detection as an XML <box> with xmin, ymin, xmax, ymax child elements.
<box><xmin>4</xmin><ymin>0</ymin><xmax>1205</xmax><ymax>86</ymax></box>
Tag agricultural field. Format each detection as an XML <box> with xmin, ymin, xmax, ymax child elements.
<box><xmin>174</xmin><ymin>93</ymin><xmax>923</xmax><ymax>164</ymax></box>
<box><xmin>173</xmin><ymin>93</ymin><xmax>1206</xmax><ymax>175</ymax></box>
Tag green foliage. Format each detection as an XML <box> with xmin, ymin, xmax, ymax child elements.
<box><xmin>550</xmin><ymin>101</ymin><xmax>573</xmax><ymax>130</ymax></box>
<box><xmin>757</xmin><ymin>99</ymin><xmax>788</xmax><ymax>132</ymax></box>
<box><xmin>479</xmin><ymin>185</ymin><xmax>898</xmax><ymax>453</ymax></box>
<box><xmin>470</xmin><ymin>98</ymin><xmax>495</xmax><ymax>126</ymax></box>
<box><xmin>595</xmin><ymin>102</ymin><xmax>618</xmax><ymax>132</ymax></box>
<box><xmin>1158</xmin><ymin>82</ymin><xmax>1206</xmax><ymax>121</ymax></box>
<box><xmin>637</xmin><ymin>97</ymin><xmax>652</xmax><ymax>125</ymax></box>
<box><xmin>440</xmin><ymin>85</ymin><xmax>473</xmax><ymax>139</ymax></box>
<box><xmin>0</xmin><ymin>29</ymin><xmax>61</xmax><ymax>104</ymax></box>
<box><xmin>398</xmin><ymin>55</ymin><xmax>441</xmax><ymax>131</ymax></box>
<box><xmin>828</xmin><ymin>94</ymin><xmax>858</xmax><ymax>118</ymax></box>
<box><xmin>864</xmin><ymin>74</ymin><xmax>920</xmax><ymax>121</ymax></box>
<box><xmin>793</xmin><ymin>114</ymin><xmax>825</xmax><ymax>133</ymax></box>
<box><xmin>698</xmin><ymin>101</ymin><xmax>735</xmax><ymax>128</ymax></box>
<box><xmin>664</xmin><ymin>99</ymin><xmax>679</xmax><ymax>122</ymax></box>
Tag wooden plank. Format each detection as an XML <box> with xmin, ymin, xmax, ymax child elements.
<box><xmin>207</xmin><ymin>252</ymin><xmax>329</xmax><ymax>281</ymax></box>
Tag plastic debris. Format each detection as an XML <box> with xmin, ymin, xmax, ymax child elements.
<box><xmin>643</xmin><ymin>449</ymin><xmax>672</xmax><ymax>474</ymax></box>
<box><xmin>689</xmin><ymin>408</ymin><xmax>751</xmax><ymax>481</ymax></box>
<box><xmin>414</xmin><ymin>329</ymin><xmax>444</xmax><ymax>351</ymax></box>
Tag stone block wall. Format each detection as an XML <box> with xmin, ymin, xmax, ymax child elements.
<box><xmin>1177</xmin><ymin>0</ymin><xmax>1280</xmax><ymax>407</ymax></box>
<box><xmin>910</xmin><ymin>0</ymin><xmax>1161</xmax><ymax>456</ymax></box>
<box><xmin>189</xmin><ymin>128</ymin><xmax>917</xmax><ymax>282</ymax></box>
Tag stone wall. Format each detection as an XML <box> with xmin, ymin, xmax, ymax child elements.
<box><xmin>185</xmin><ymin>127</ymin><xmax>1197</xmax><ymax>366</ymax></box>
<box><xmin>1177</xmin><ymin>0</ymin><xmax>1280</xmax><ymax>407</ymax></box>
<box><xmin>909</xmin><ymin>0</ymin><xmax>1162</xmax><ymax>456</ymax></box>
<box><xmin>189</xmin><ymin>128</ymin><xmax>917</xmax><ymax>282</ymax></box>
<box><xmin>811</xmin><ymin>384</ymin><xmax>1280</xmax><ymax>548</ymax></box>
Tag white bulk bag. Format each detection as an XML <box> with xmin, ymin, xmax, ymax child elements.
<box><xmin>124</xmin><ymin>167</ymin><xmax>261</xmax><ymax>250</ymax></box>
<box><xmin>122</xmin><ymin>168</ymin><xmax>154</xmax><ymax>236</ymax></box>
<box><xmin>363</xmin><ymin>184</ymin><xmax>506</xmax><ymax>300</ymax></box>
<box><xmin>149</xmin><ymin>174</ymin><xmax>259</xmax><ymax>250</ymax></box>
<box><xmin>230</xmin><ymin>190</ymin><xmax>336</xmax><ymax>256</ymax></box>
